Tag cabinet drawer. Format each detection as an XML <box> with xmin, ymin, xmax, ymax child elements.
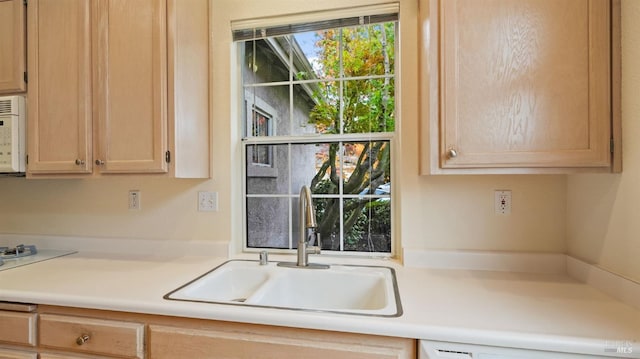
<box><xmin>39</xmin><ymin>314</ymin><xmax>144</xmax><ymax>359</ymax></box>
<box><xmin>0</xmin><ymin>311</ymin><xmax>36</xmax><ymax>346</ymax></box>
<box><xmin>40</xmin><ymin>353</ymin><xmax>116</xmax><ymax>359</ymax></box>
<box><xmin>0</xmin><ymin>348</ymin><xmax>36</xmax><ymax>359</ymax></box>
<box><xmin>149</xmin><ymin>324</ymin><xmax>415</xmax><ymax>359</ymax></box>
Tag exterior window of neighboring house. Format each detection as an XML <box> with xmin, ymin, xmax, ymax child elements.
<box><xmin>251</xmin><ymin>108</ymin><xmax>273</xmax><ymax>165</ymax></box>
<box><xmin>234</xmin><ymin>5</ymin><xmax>398</xmax><ymax>255</ymax></box>
<box><xmin>246</xmin><ymin>92</ymin><xmax>278</xmax><ymax>177</ymax></box>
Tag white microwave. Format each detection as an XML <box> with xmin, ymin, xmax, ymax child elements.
<box><xmin>0</xmin><ymin>96</ymin><xmax>26</xmax><ymax>173</ymax></box>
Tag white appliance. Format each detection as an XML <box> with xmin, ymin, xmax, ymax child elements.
<box><xmin>0</xmin><ymin>95</ymin><xmax>26</xmax><ymax>173</ymax></box>
<box><xmin>420</xmin><ymin>340</ymin><xmax>632</xmax><ymax>359</ymax></box>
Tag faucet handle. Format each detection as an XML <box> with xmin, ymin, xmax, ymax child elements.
<box><xmin>307</xmin><ymin>231</ymin><xmax>321</xmax><ymax>248</ymax></box>
<box><xmin>307</xmin><ymin>232</ymin><xmax>321</xmax><ymax>256</ymax></box>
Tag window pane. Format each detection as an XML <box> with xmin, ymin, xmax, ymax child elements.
<box><xmin>289</xmin><ymin>143</ymin><xmax>340</xmax><ymax>195</ymax></box>
<box><xmin>343</xmin><ymin>198</ymin><xmax>391</xmax><ymax>252</ymax></box>
<box><xmin>247</xmin><ymin>197</ymin><xmax>290</xmax><ymax>249</ymax></box>
<box><xmin>342</xmin><ymin>141</ymin><xmax>391</xmax><ymax>195</ymax></box>
<box><xmin>342</xmin><ymin>79</ymin><xmax>395</xmax><ymax>134</ymax></box>
<box><xmin>305</xmin><ymin>80</ymin><xmax>340</xmax><ymax>135</ymax></box>
<box><xmin>246</xmin><ymin>144</ymin><xmax>288</xmax><ymax>194</ymax></box>
<box><xmin>243</xmin><ymin>39</ymin><xmax>291</xmax><ymax>84</ymax></box>
<box><xmin>251</xmin><ymin>109</ymin><xmax>272</xmax><ymax>138</ymax></box>
<box><xmin>291</xmin><ymin>83</ymin><xmax>321</xmax><ymax>136</ymax></box>
<box><xmin>312</xmin><ymin>198</ymin><xmax>341</xmax><ymax>251</ymax></box>
<box><xmin>292</xmin><ymin>30</ymin><xmax>339</xmax><ymax>80</ymax></box>
<box><xmin>342</xmin><ymin>23</ymin><xmax>395</xmax><ymax>77</ymax></box>
<box><xmin>292</xmin><ymin>31</ymin><xmax>323</xmax><ymax>80</ymax></box>
<box><xmin>244</xmin><ymin>85</ymin><xmax>290</xmax><ymax>136</ymax></box>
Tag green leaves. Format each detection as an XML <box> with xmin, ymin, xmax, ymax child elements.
<box><xmin>306</xmin><ymin>22</ymin><xmax>396</xmax><ymax>252</ymax></box>
<box><xmin>308</xmin><ymin>23</ymin><xmax>396</xmax><ymax>135</ymax></box>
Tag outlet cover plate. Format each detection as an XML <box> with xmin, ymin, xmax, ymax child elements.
<box><xmin>495</xmin><ymin>190</ymin><xmax>511</xmax><ymax>215</ymax></box>
<box><xmin>198</xmin><ymin>191</ymin><xmax>218</xmax><ymax>212</ymax></box>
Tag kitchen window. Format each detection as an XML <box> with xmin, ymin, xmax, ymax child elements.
<box><xmin>234</xmin><ymin>5</ymin><xmax>397</xmax><ymax>255</ymax></box>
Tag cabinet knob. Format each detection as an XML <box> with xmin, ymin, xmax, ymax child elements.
<box><xmin>95</xmin><ymin>159</ymin><xmax>105</xmax><ymax>166</ymax></box>
<box><xmin>75</xmin><ymin>159</ymin><xmax>85</xmax><ymax>166</ymax></box>
<box><xmin>447</xmin><ymin>148</ymin><xmax>458</xmax><ymax>159</ymax></box>
<box><xmin>76</xmin><ymin>334</ymin><xmax>90</xmax><ymax>346</ymax></box>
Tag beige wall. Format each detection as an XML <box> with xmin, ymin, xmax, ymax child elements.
<box><xmin>0</xmin><ymin>0</ymin><xmax>567</xmax><ymax>256</ymax></box>
<box><xmin>566</xmin><ymin>0</ymin><xmax>640</xmax><ymax>282</ymax></box>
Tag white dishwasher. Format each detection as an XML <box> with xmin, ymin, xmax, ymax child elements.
<box><xmin>420</xmin><ymin>340</ymin><xmax>634</xmax><ymax>359</ymax></box>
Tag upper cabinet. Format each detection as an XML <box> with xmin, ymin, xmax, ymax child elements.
<box><xmin>93</xmin><ymin>0</ymin><xmax>169</xmax><ymax>174</ymax></box>
<box><xmin>419</xmin><ymin>0</ymin><xmax>621</xmax><ymax>174</ymax></box>
<box><xmin>27</xmin><ymin>0</ymin><xmax>210</xmax><ymax>178</ymax></box>
<box><xmin>0</xmin><ymin>0</ymin><xmax>26</xmax><ymax>94</ymax></box>
<box><xmin>27</xmin><ymin>0</ymin><xmax>92</xmax><ymax>175</ymax></box>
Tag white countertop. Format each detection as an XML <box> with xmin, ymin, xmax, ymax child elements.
<box><xmin>1</xmin><ymin>250</ymin><xmax>639</xmax><ymax>358</ymax></box>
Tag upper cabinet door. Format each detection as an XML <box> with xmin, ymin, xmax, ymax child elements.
<box><xmin>27</xmin><ymin>0</ymin><xmax>93</xmax><ymax>174</ymax></box>
<box><xmin>421</xmin><ymin>0</ymin><xmax>615</xmax><ymax>173</ymax></box>
<box><xmin>0</xmin><ymin>0</ymin><xmax>26</xmax><ymax>94</ymax></box>
<box><xmin>94</xmin><ymin>0</ymin><xmax>168</xmax><ymax>174</ymax></box>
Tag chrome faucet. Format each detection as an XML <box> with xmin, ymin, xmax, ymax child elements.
<box><xmin>278</xmin><ymin>185</ymin><xmax>328</xmax><ymax>269</ymax></box>
<box><xmin>297</xmin><ymin>185</ymin><xmax>320</xmax><ymax>266</ymax></box>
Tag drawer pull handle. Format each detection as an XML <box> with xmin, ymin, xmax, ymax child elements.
<box><xmin>76</xmin><ymin>334</ymin><xmax>90</xmax><ymax>346</ymax></box>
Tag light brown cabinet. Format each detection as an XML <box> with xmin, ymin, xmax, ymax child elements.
<box><xmin>149</xmin><ymin>323</ymin><xmax>415</xmax><ymax>359</ymax></box>
<box><xmin>93</xmin><ymin>0</ymin><xmax>168</xmax><ymax>174</ymax></box>
<box><xmin>0</xmin><ymin>310</ymin><xmax>36</xmax><ymax>347</ymax></box>
<box><xmin>39</xmin><ymin>354</ymin><xmax>109</xmax><ymax>359</ymax></box>
<box><xmin>39</xmin><ymin>314</ymin><xmax>145</xmax><ymax>359</ymax></box>
<box><xmin>34</xmin><ymin>305</ymin><xmax>416</xmax><ymax>359</ymax></box>
<box><xmin>0</xmin><ymin>349</ymin><xmax>36</xmax><ymax>359</ymax></box>
<box><xmin>26</xmin><ymin>0</ymin><xmax>92</xmax><ymax>175</ymax></box>
<box><xmin>419</xmin><ymin>0</ymin><xmax>621</xmax><ymax>174</ymax></box>
<box><xmin>27</xmin><ymin>0</ymin><xmax>209</xmax><ymax>178</ymax></box>
<box><xmin>0</xmin><ymin>0</ymin><xmax>26</xmax><ymax>94</ymax></box>
<box><xmin>0</xmin><ymin>307</ymin><xmax>37</xmax><ymax>359</ymax></box>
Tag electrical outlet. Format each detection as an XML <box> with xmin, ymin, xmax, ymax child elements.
<box><xmin>494</xmin><ymin>190</ymin><xmax>511</xmax><ymax>215</ymax></box>
<box><xmin>129</xmin><ymin>190</ymin><xmax>141</xmax><ymax>210</ymax></box>
<box><xmin>198</xmin><ymin>191</ymin><xmax>218</xmax><ymax>212</ymax></box>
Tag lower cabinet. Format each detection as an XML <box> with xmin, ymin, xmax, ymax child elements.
<box><xmin>32</xmin><ymin>305</ymin><xmax>417</xmax><ymax>359</ymax></box>
<box><xmin>39</xmin><ymin>314</ymin><xmax>145</xmax><ymax>359</ymax></box>
<box><xmin>39</xmin><ymin>355</ymin><xmax>99</xmax><ymax>359</ymax></box>
<box><xmin>0</xmin><ymin>311</ymin><xmax>36</xmax><ymax>348</ymax></box>
<box><xmin>149</xmin><ymin>322</ymin><xmax>415</xmax><ymax>359</ymax></box>
<box><xmin>0</xmin><ymin>308</ymin><xmax>37</xmax><ymax>359</ymax></box>
<box><xmin>0</xmin><ymin>349</ymin><xmax>36</xmax><ymax>359</ymax></box>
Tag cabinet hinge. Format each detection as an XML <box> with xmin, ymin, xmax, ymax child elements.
<box><xmin>165</xmin><ymin>151</ymin><xmax>171</xmax><ymax>163</ymax></box>
<box><xmin>610</xmin><ymin>138</ymin><xmax>615</xmax><ymax>153</ymax></box>
<box><xmin>23</xmin><ymin>72</ymin><xmax>27</xmax><ymax>84</ymax></box>
<box><xmin>23</xmin><ymin>0</ymin><xmax>27</xmax><ymax>6</ymax></box>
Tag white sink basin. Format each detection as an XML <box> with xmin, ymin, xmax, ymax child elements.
<box><xmin>165</xmin><ymin>260</ymin><xmax>402</xmax><ymax>317</ymax></box>
<box><xmin>169</xmin><ymin>263</ymin><xmax>270</xmax><ymax>302</ymax></box>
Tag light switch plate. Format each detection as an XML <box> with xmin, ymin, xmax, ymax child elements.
<box><xmin>198</xmin><ymin>191</ymin><xmax>218</xmax><ymax>212</ymax></box>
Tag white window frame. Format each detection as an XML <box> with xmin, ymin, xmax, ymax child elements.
<box><xmin>237</xmin><ymin>10</ymin><xmax>398</xmax><ymax>258</ymax></box>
